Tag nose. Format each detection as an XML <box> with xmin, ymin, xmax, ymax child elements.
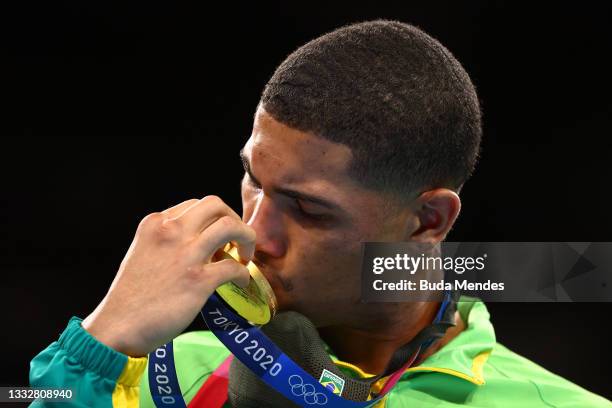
<box><xmin>244</xmin><ymin>194</ymin><xmax>287</xmax><ymax>259</ymax></box>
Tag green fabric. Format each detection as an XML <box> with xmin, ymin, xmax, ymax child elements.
<box><xmin>139</xmin><ymin>297</ymin><xmax>610</xmax><ymax>407</ymax></box>
<box><xmin>30</xmin><ymin>300</ymin><xmax>611</xmax><ymax>407</ymax></box>
<box><xmin>139</xmin><ymin>331</ymin><xmax>231</xmax><ymax>408</ymax></box>
<box><xmin>385</xmin><ymin>298</ymin><xmax>611</xmax><ymax>407</ymax></box>
<box><xmin>29</xmin><ymin>317</ymin><xmax>128</xmax><ymax>407</ymax></box>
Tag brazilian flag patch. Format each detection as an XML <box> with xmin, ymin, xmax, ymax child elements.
<box><xmin>319</xmin><ymin>369</ymin><xmax>346</xmax><ymax>396</ymax></box>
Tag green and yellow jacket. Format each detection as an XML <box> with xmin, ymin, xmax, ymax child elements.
<box><xmin>29</xmin><ymin>298</ymin><xmax>611</xmax><ymax>407</ymax></box>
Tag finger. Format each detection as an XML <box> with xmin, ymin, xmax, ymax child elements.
<box><xmin>177</xmin><ymin>195</ymin><xmax>242</xmax><ymax>235</ymax></box>
<box><xmin>203</xmin><ymin>258</ymin><xmax>251</xmax><ymax>289</ymax></box>
<box><xmin>193</xmin><ymin>216</ymin><xmax>256</xmax><ymax>263</ymax></box>
<box><xmin>230</xmin><ymin>240</ymin><xmax>256</xmax><ymax>263</ymax></box>
<box><xmin>162</xmin><ymin>199</ymin><xmax>199</xmax><ymax>219</ymax></box>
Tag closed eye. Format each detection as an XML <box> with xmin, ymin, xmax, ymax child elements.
<box><xmin>295</xmin><ymin>200</ymin><xmax>331</xmax><ymax>221</ymax></box>
<box><xmin>242</xmin><ymin>169</ymin><xmax>261</xmax><ymax>190</ymax></box>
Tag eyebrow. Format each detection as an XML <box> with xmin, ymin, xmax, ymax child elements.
<box><xmin>239</xmin><ymin>149</ymin><xmax>341</xmax><ymax>211</ymax></box>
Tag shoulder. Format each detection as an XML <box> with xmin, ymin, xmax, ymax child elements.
<box><xmin>387</xmin><ymin>298</ymin><xmax>610</xmax><ymax>407</ymax></box>
<box><xmin>386</xmin><ymin>342</ymin><xmax>610</xmax><ymax>407</ymax></box>
<box><xmin>484</xmin><ymin>343</ymin><xmax>611</xmax><ymax>407</ymax></box>
<box><xmin>172</xmin><ymin>330</ymin><xmax>231</xmax><ymax>378</ymax></box>
<box><xmin>174</xmin><ymin>330</ymin><xmax>228</xmax><ymax>352</ymax></box>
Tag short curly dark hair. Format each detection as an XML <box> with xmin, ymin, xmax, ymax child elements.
<box><xmin>260</xmin><ymin>20</ymin><xmax>482</xmax><ymax>202</ymax></box>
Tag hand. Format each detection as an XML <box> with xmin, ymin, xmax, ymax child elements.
<box><xmin>82</xmin><ymin>196</ymin><xmax>255</xmax><ymax>357</ymax></box>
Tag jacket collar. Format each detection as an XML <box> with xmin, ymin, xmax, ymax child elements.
<box><xmin>329</xmin><ymin>296</ymin><xmax>495</xmax><ymax>394</ymax></box>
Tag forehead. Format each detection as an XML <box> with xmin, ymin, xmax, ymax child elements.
<box><xmin>243</xmin><ymin>107</ymin><xmax>402</xmax><ymax>234</ymax></box>
<box><xmin>243</xmin><ymin>107</ymin><xmax>354</xmax><ymax>188</ymax></box>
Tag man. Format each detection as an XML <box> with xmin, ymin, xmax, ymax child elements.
<box><xmin>30</xmin><ymin>20</ymin><xmax>610</xmax><ymax>407</ymax></box>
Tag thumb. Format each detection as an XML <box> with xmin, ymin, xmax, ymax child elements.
<box><xmin>204</xmin><ymin>258</ymin><xmax>251</xmax><ymax>289</ymax></box>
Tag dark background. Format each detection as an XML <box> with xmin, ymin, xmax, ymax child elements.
<box><xmin>1</xmin><ymin>0</ymin><xmax>611</xmax><ymax>400</ymax></box>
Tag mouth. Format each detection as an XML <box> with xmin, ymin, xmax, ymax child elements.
<box><xmin>251</xmin><ymin>257</ymin><xmax>265</xmax><ymax>270</ymax></box>
<box><xmin>250</xmin><ymin>259</ymin><xmax>292</xmax><ymax>310</ymax></box>
<box><xmin>251</xmin><ymin>258</ymin><xmax>271</xmax><ymax>282</ymax></box>
<box><xmin>252</xmin><ymin>259</ymin><xmax>280</xmax><ymax>291</ymax></box>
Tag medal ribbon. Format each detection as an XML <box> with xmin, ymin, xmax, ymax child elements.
<box><xmin>150</xmin><ymin>291</ymin><xmax>452</xmax><ymax>407</ymax></box>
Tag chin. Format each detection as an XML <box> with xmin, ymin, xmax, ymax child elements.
<box><xmin>284</xmin><ymin>302</ymin><xmax>333</xmax><ymax>327</ymax></box>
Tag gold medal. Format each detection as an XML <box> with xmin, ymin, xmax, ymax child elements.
<box><xmin>214</xmin><ymin>243</ymin><xmax>277</xmax><ymax>325</ymax></box>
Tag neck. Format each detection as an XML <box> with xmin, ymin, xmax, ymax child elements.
<box><xmin>318</xmin><ymin>301</ymin><xmax>442</xmax><ymax>375</ymax></box>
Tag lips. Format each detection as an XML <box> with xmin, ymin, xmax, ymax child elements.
<box><xmin>250</xmin><ymin>258</ymin><xmax>274</xmax><ymax>285</ymax></box>
<box><xmin>250</xmin><ymin>259</ymin><xmax>290</xmax><ymax>310</ymax></box>
<box><xmin>251</xmin><ymin>258</ymin><xmax>265</xmax><ymax>270</ymax></box>
<box><xmin>253</xmin><ymin>261</ymin><xmax>280</xmax><ymax>291</ymax></box>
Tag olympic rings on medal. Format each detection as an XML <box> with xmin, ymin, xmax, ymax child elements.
<box><xmin>288</xmin><ymin>375</ymin><xmax>329</xmax><ymax>405</ymax></box>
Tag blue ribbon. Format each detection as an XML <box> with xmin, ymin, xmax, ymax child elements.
<box><xmin>148</xmin><ymin>341</ymin><xmax>187</xmax><ymax>408</ymax></box>
<box><xmin>150</xmin><ymin>292</ymin><xmax>451</xmax><ymax>407</ymax></box>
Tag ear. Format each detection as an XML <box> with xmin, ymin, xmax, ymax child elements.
<box><xmin>410</xmin><ymin>188</ymin><xmax>461</xmax><ymax>243</ymax></box>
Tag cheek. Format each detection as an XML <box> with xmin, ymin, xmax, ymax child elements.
<box><xmin>288</xmin><ymin>231</ymin><xmax>363</xmax><ymax>287</ymax></box>
<box><xmin>287</xmin><ymin>245</ymin><xmax>364</xmax><ymax>316</ymax></box>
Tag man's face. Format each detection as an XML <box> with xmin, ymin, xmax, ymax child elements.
<box><xmin>240</xmin><ymin>106</ymin><xmax>416</xmax><ymax>327</ymax></box>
